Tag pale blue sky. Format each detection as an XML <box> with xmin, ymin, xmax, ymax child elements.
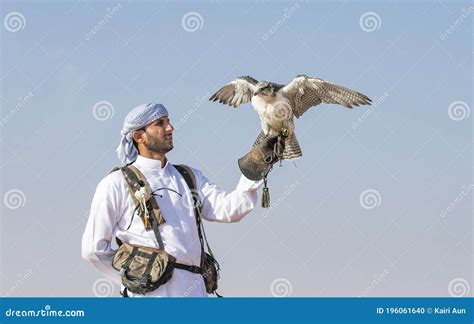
<box><xmin>1</xmin><ymin>0</ymin><xmax>472</xmax><ymax>297</ymax></box>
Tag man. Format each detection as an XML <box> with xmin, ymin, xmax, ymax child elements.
<box><xmin>82</xmin><ymin>102</ymin><xmax>281</xmax><ymax>297</ymax></box>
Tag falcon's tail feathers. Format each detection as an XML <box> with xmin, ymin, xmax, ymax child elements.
<box><xmin>252</xmin><ymin>131</ymin><xmax>302</xmax><ymax>161</ymax></box>
<box><xmin>282</xmin><ymin>133</ymin><xmax>302</xmax><ymax>161</ymax></box>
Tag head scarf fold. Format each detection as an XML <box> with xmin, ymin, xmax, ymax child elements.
<box><xmin>116</xmin><ymin>102</ymin><xmax>169</xmax><ymax>165</ymax></box>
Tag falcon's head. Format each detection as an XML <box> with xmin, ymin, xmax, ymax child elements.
<box><xmin>254</xmin><ymin>81</ymin><xmax>276</xmax><ymax>98</ymax></box>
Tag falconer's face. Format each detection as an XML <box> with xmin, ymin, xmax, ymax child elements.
<box><xmin>134</xmin><ymin>116</ymin><xmax>174</xmax><ymax>154</ymax></box>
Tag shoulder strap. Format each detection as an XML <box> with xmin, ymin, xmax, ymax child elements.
<box><xmin>119</xmin><ymin>165</ymin><xmax>166</xmax><ymax>250</ymax></box>
<box><xmin>174</xmin><ymin>164</ymin><xmax>200</xmax><ymax>215</ymax></box>
<box><xmin>174</xmin><ymin>164</ymin><xmax>215</xmax><ymax>257</ymax></box>
<box><xmin>109</xmin><ymin>166</ymin><xmax>126</xmax><ymax>247</ymax></box>
<box><xmin>109</xmin><ymin>166</ymin><xmax>121</xmax><ymax>174</ymax></box>
<box><xmin>173</xmin><ymin>165</ymin><xmax>198</xmax><ymax>197</ymax></box>
<box><xmin>109</xmin><ymin>165</ymin><xmax>143</xmax><ymax>210</ymax></box>
<box><xmin>122</xmin><ymin>165</ymin><xmax>166</xmax><ymax>227</ymax></box>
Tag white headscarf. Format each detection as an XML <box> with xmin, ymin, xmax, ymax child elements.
<box><xmin>116</xmin><ymin>102</ymin><xmax>169</xmax><ymax>165</ymax></box>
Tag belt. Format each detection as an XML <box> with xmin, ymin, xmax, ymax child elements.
<box><xmin>174</xmin><ymin>263</ymin><xmax>202</xmax><ymax>274</ymax></box>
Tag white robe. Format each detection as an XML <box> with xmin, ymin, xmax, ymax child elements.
<box><xmin>81</xmin><ymin>155</ymin><xmax>262</xmax><ymax>297</ymax></box>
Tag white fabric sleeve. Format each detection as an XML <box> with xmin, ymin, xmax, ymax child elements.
<box><xmin>196</xmin><ymin>169</ymin><xmax>263</xmax><ymax>223</ymax></box>
<box><xmin>81</xmin><ymin>175</ymin><xmax>122</xmax><ymax>283</ymax></box>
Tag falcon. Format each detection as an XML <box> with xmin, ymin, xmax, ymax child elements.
<box><xmin>209</xmin><ymin>75</ymin><xmax>372</xmax><ymax>160</ymax></box>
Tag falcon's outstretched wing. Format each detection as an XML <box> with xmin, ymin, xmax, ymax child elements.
<box><xmin>209</xmin><ymin>76</ymin><xmax>258</xmax><ymax>108</ymax></box>
<box><xmin>282</xmin><ymin>75</ymin><xmax>372</xmax><ymax>118</ymax></box>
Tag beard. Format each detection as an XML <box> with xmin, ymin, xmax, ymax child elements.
<box><xmin>145</xmin><ymin>136</ymin><xmax>173</xmax><ymax>154</ymax></box>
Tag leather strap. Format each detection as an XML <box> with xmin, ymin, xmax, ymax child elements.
<box><xmin>173</xmin><ymin>164</ymin><xmax>215</xmax><ymax>258</ymax></box>
<box><xmin>120</xmin><ymin>165</ymin><xmax>166</xmax><ymax>249</ymax></box>
<box><xmin>174</xmin><ymin>263</ymin><xmax>202</xmax><ymax>274</ymax></box>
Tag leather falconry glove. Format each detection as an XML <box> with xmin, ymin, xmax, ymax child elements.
<box><xmin>238</xmin><ymin>129</ymin><xmax>288</xmax><ymax>208</ymax></box>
